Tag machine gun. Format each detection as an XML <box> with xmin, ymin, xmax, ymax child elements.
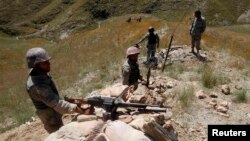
<box><xmin>65</xmin><ymin>96</ymin><xmax>167</xmax><ymax>120</ymax></box>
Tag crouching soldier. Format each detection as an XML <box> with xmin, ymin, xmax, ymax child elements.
<box><xmin>122</xmin><ymin>47</ymin><xmax>145</xmax><ymax>90</ymax></box>
<box><xmin>26</xmin><ymin>47</ymin><xmax>93</xmax><ymax>133</ymax></box>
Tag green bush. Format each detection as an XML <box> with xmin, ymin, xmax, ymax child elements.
<box><xmin>201</xmin><ymin>65</ymin><xmax>217</xmax><ymax>88</ymax></box>
<box><xmin>235</xmin><ymin>89</ymin><xmax>247</xmax><ymax>103</ymax></box>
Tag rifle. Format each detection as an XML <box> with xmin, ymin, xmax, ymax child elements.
<box><xmin>64</xmin><ymin>96</ymin><xmax>167</xmax><ymax>120</ymax></box>
<box><xmin>162</xmin><ymin>35</ymin><xmax>174</xmax><ymax>72</ymax></box>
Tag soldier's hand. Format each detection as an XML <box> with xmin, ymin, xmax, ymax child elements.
<box><xmin>75</xmin><ymin>105</ymin><xmax>95</xmax><ymax>115</ymax></box>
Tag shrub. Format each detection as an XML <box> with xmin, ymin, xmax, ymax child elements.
<box><xmin>201</xmin><ymin>64</ymin><xmax>217</xmax><ymax>88</ymax></box>
<box><xmin>176</xmin><ymin>86</ymin><xmax>194</xmax><ymax>108</ymax></box>
<box><xmin>235</xmin><ymin>89</ymin><xmax>247</xmax><ymax>103</ymax></box>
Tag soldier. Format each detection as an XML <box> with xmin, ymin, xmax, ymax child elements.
<box><xmin>137</xmin><ymin>26</ymin><xmax>160</xmax><ymax>64</ymax></box>
<box><xmin>26</xmin><ymin>47</ymin><xmax>93</xmax><ymax>133</ymax></box>
<box><xmin>122</xmin><ymin>47</ymin><xmax>145</xmax><ymax>90</ymax></box>
<box><xmin>190</xmin><ymin>10</ymin><xmax>206</xmax><ymax>57</ymax></box>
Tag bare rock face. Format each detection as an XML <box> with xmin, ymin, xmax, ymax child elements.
<box><xmin>221</xmin><ymin>85</ymin><xmax>230</xmax><ymax>95</ymax></box>
<box><xmin>195</xmin><ymin>90</ymin><xmax>207</xmax><ymax>99</ymax></box>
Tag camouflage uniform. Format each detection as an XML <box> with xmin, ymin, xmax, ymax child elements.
<box><xmin>190</xmin><ymin>16</ymin><xmax>206</xmax><ymax>51</ymax></box>
<box><xmin>26</xmin><ymin>68</ymin><xmax>77</xmax><ymax>133</ymax></box>
<box><xmin>122</xmin><ymin>60</ymin><xmax>142</xmax><ymax>90</ymax></box>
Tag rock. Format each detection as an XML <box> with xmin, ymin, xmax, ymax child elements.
<box><xmin>219</xmin><ymin>101</ymin><xmax>229</xmax><ymax>109</ymax></box>
<box><xmin>152</xmin><ymin>114</ymin><xmax>165</xmax><ymax>125</ymax></box>
<box><xmin>235</xmin><ymin>84</ymin><xmax>242</xmax><ymax>90</ymax></box>
<box><xmin>247</xmin><ymin>113</ymin><xmax>250</xmax><ymax>119</ymax></box>
<box><xmin>166</xmin><ymin>81</ymin><xmax>175</xmax><ymax>89</ymax></box>
<box><xmin>100</xmin><ymin>84</ymin><xmax>129</xmax><ymax>97</ymax></box>
<box><xmin>105</xmin><ymin>121</ymin><xmax>151</xmax><ymax>141</ymax></box>
<box><xmin>163</xmin><ymin>120</ymin><xmax>173</xmax><ymax>130</ymax></box>
<box><xmin>216</xmin><ymin>106</ymin><xmax>228</xmax><ymax>113</ymax></box>
<box><xmin>45</xmin><ymin>120</ymin><xmax>103</xmax><ymax>141</ymax></box>
<box><xmin>218</xmin><ymin>112</ymin><xmax>230</xmax><ymax>118</ymax></box>
<box><xmin>143</xmin><ymin>119</ymin><xmax>178</xmax><ymax>141</ymax></box>
<box><xmin>155</xmin><ymin>88</ymin><xmax>161</xmax><ymax>94</ymax></box>
<box><xmin>195</xmin><ymin>90</ymin><xmax>207</xmax><ymax>99</ymax></box>
<box><xmin>209</xmin><ymin>92</ymin><xmax>218</xmax><ymax>98</ymax></box>
<box><xmin>129</xmin><ymin>118</ymin><xmax>147</xmax><ymax>131</ymax></box>
<box><xmin>77</xmin><ymin>115</ymin><xmax>97</xmax><ymax>122</ymax></box>
<box><xmin>129</xmin><ymin>95</ymin><xmax>146</xmax><ymax>103</ymax></box>
<box><xmin>94</xmin><ymin>133</ymin><xmax>110</xmax><ymax>141</ymax></box>
<box><xmin>163</xmin><ymin>111</ymin><xmax>173</xmax><ymax>120</ymax></box>
<box><xmin>209</xmin><ymin>101</ymin><xmax>217</xmax><ymax>109</ymax></box>
<box><xmin>154</xmin><ymin>96</ymin><xmax>165</xmax><ymax>105</ymax></box>
<box><xmin>221</xmin><ymin>85</ymin><xmax>230</xmax><ymax>95</ymax></box>
<box><xmin>118</xmin><ymin>115</ymin><xmax>133</xmax><ymax>123</ymax></box>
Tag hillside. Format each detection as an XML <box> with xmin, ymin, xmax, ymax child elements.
<box><xmin>0</xmin><ymin>0</ymin><xmax>249</xmax><ymax>38</ymax></box>
<box><xmin>0</xmin><ymin>0</ymin><xmax>250</xmax><ymax>140</ymax></box>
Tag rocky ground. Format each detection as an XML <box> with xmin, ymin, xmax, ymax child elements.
<box><xmin>0</xmin><ymin>46</ymin><xmax>249</xmax><ymax>141</ymax></box>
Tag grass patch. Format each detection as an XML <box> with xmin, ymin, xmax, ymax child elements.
<box><xmin>163</xmin><ymin>63</ymin><xmax>185</xmax><ymax>80</ymax></box>
<box><xmin>222</xmin><ymin>25</ymin><xmax>250</xmax><ymax>34</ymax></box>
<box><xmin>200</xmin><ymin>64</ymin><xmax>231</xmax><ymax>88</ymax></box>
<box><xmin>176</xmin><ymin>86</ymin><xmax>194</xmax><ymax>108</ymax></box>
<box><xmin>234</xmin><ymin>89</ymin><xmax>247</xmax><ymax>103</ymax></box>
<box><xmin>201</xmin><ymin>64</ymin><xmax>217</xmax><ymax>88</ymax></box>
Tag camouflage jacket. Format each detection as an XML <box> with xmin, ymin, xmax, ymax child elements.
<box><xmin>26</xmin><ymin>68</ymin><xmax>77</xmax><ymax>114</ymax></box>
<box><xmin>121</xmin><ymin>60</ymin><xmax>142</xmax><ymax>86</ymax></box>
<box><xmin>190</xmin><ymin>16</ymin><xmax>206</xmax><ymax>36</ymax></box>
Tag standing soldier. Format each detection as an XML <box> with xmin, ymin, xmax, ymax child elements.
<box><xmin>122</xmin><ymin>47</ymin><xmax>145</xmax><ymax>90</ymax></box>
<box><xmin>26</xmin><ymin>47</ymin><xmax>93</xmax><ymax>133</ymax></box>
<box><xmin>190</xmin><ymin>10</ymin><xmax>206</xmax><ymax>57</ymax></box>
<box><xmin>137</xmin><ymin>26</ymin><xmax>160</xmax><ymax>64</ymax></box>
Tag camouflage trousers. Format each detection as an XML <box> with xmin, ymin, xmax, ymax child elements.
<box><xmin>191</xmin><ymin>35</ymin><xmax>201</xmax><ymax>50</ymax></box>
<box><xmin>36</xmin><ymin>108</ymin><xmax>63</xmax><ymax>133</ymax></box>
<box><xmin>146</xmin><ymin>44</ymin><xmax>156</xmax><ymax>62</ymax></box>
